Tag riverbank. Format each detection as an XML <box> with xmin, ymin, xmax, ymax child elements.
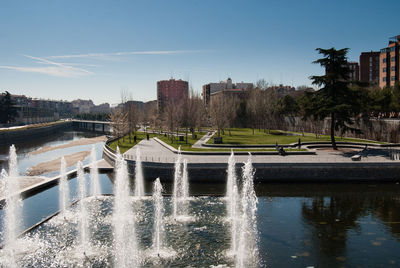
<box><xmin>0</xmin><ymin>121</ymin><xmax>73</xmax><ymax>146</ymax></box>
<box><xmin>27</xmin><ymin>151</ymin><xmax>91</xmax><ymax>176</ymax></box>
<box><xmin>29</xmin><ymin>135</ymin><xmax>107</xmax><ymax>156</ymax></box>
<box><xmin>102</xmin><ymin>137</ymin><xmax>400</xmax><ymax>182</ymax></box>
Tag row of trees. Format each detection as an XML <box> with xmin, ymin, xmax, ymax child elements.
<box><xmin>111</xmin><ymin>47</ymin><xmax>400</xmax><ymax>148</ymax></box>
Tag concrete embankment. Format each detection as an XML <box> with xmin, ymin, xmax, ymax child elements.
<box><xmin>0</xmin><ymin>121</ymin><xmax>73</xmax><ymax>146</ymax></box>
<box><xmin>102</xmin><ymin>139</ymin><xmax>400</xmax><ymax>183</ymax></box>
<box><xmin>0</xmin><ymin>159</ymin><xmax>113</xmax><ymax>207</ymax></box>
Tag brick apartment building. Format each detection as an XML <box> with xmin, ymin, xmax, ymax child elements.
<box><xmin>380</xmin><ymin>35</ymin><xmax>400</xmax><ymax>88</ymax></box>
<box><xmin>359</xmin><ymin>51</ymin><xmax>380</xmax><ymax>84</ymax></box>
<box><xmin>157</xmin><ymin>78</ymin><xmax>189</xmax><ymax>112</ymax></box>
<box><xmin>348</xmin><ymin>62</ymin><xmax>360</xmax><ymax>81</ymax></box>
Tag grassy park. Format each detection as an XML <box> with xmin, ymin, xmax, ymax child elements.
<box><xmin>108</xmin><ymin>131</ymin><xmax>203</xmax><ymax>153</ymax></box>
<box><xmin>107</xmin><ymin>128</ymin><xmax>384</xmax><ymax>154</ymax></box>
<box><xmin>206</xmin><ymin>128</ymin><xmax>385</xmax><ymax>145</ymax></box>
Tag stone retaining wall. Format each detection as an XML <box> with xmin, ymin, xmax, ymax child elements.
<box><xmin>0</xmin><ymin>122</ymin><xmax>73</xmax><ymax>146</ymax></box>
<box><xmin>102</xmin><ymin>139</ymin><xmax>400</xmax><ymax>183</ymax></box>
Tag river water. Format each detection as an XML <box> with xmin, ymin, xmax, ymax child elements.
<box><xmin>1</xmin><ymin>131</ymin><xmax>400</xmax><ymax>267</ymax></box>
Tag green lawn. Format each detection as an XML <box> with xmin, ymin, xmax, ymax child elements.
<box><xmin>207</xmin><ymin>128</ymin><xmax>385</xmax><ymax>145</ymax></box>
<box><xmin>108</xmin><ymin>132</ymin><xmax>148</xmax><ymax>152</ymax></box>
<box><xmin>108</xmin><ymin>130</ymin><xmax>308</xmax><ymax>153</ymax></box>
<box><xmin>108</xmin><ymin>131</ymin><xmax>202</xmax><ymax>153</ymax></box>
<box><xmin>108</xmin><ymin>128</ymin><xmax>383</xmax><ymax>154</ymax></box>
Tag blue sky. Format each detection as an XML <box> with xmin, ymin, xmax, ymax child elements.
<box><xmin>0</xmin><ymin>0</ymin><xmax>399</xmax><ymax>105</ymax></box>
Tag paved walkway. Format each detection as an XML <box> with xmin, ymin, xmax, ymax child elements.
<box><xmin>192</xmin><ymin>131</ymin><xmax>216</xmax><ymax>148</ymax></box>
<box><xmin>124</xmin><ymin>138</ymin><xmax>397</xmax><ymax>164</ymax></box>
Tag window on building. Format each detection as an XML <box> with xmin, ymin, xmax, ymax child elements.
<box><xmin>383</xmin><ymin>58</ymin><xmax>387</xmax><ymax>63</ymax></box>
<box><xmin>383</xmin><ymin>77</ymin><xmax>387</xmax><ymax>82</ymax></box>
<box><xmin>392</xmin><ymin>66</ymin><xmax>396</xmax><ymax>72</ymax></box>
<box><xmin>383</xmin><ymin>67</ymin><xmax>387</xmax><ymax>72</ymax></box>
<box><xmin>392</xmin><ymin>57</ymin><xmax>395</xmax><ymax>62</ymax></box>
<box><xmin>392</xmin><ymin>76</ymin><xmax>396</xmax><ymax>81</ymax></box>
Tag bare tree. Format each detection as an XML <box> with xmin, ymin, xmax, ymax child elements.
<box><xmin>110</xmin><ymin>107</ymin><xmax>128</xmax><ymax>145</ymax></box>
<box><xmin>163</xmin><ymin>99</ymin><xmax>181</xmax><ymax>143</ymax></box>
<box><xmin>179</xmin><ymin>89</ymin><xmax>205</xmax><ymax>143</ymax></box>
<box><xmin>127</xmin><ymin>102</ymin><xmax>139</xmax><ymax>143</ymax></box>
<box><xmin>210</xmin><ymin>92</ymin><xmax>236</xmax><ymax>137</ymax></box>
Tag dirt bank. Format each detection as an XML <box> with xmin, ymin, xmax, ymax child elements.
<box><xmin>27</xmin><ymin>151</ymin><xmax>90</xmax><ymax>176</ymax></box>
<box><xmin>29</xmin><ymin>136</ymin><xmax>107</xmax><ymax>156</ymax></box>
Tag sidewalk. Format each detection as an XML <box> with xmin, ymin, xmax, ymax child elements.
<box><xmin>123</xmin><ymin>138</ymin><xmax>395</xmax><ymax>164</ymax></box>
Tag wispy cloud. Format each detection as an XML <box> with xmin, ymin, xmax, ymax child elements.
<box><xmin>49</xmin><ymin>50</ymin><xmax>206</xmax><ymax>60</ymax></box>
<box><xmin>0</xmin><ymin>50</ymin><xmax>209</xmax><ymax>77</ymax></box>
<box><xmin>0</xmin><ymin>55</ymin><xmax>93</xmax><ymax>77</ymax></box>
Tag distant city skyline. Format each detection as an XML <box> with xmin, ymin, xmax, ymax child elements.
<box><xmin>0</xmin><ymin>0</ymin><xmax>399</xmax><ymax>105</ymax></box>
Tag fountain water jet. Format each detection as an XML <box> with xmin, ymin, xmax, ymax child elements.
<box><xmin>90</xmin><ymin>146</ymin><xmax>101</xmax><ymax>196</ymax></box>
<box><xmin>77</xmin><ymin>161</ymin><xmax>89</xmax><ymax>248</ymax></box>
<box><xmin>226</xmin><ymin>150</ymin><xmax>238</xmax><ymax>219</ymax></box>
<box><xmin>181</xmin><ymin>159</ymin><xmax>189</xmax><ymax>201</ymax></box>
<box><xmin>172</xmin><ymin>148</ymin><xmax>192</xmax><ymax>222</ymax></box>
<box><xmin>226</xmin><ymin>151</ymin><xmax>240</xmax><ymax>256</ymax></box>
<box><xmin>59</xmin><ymin>156</ymin><xmax>70</xmax><ymax>213</ymax></box>
<box><xmin>172</xmin><ymin>147</ymin><xmax>182</xmax><ymax>219</ymax></box>
<box><xmin>152</xmin><ymin>178</ymin><xmax>164</xmax><ymax>253</ymax></box>
<box><xmin>134</xmin><ymin>147</ymin><xmax>145</xmax><ymax>197</ymax></box>
<box><xmin>236</xmin><ymin>155</ymin><xmax>259</xmax><ymax>268</ymax></box>
<box><xmin>113</xmin><ymin>147</ymin><xmax>139</xmax><ymax>267</ymax></box>
<box><xmin>1</xmin><ymin>145</ymin><xmax>23</xmax><ymax>268</ymax></box>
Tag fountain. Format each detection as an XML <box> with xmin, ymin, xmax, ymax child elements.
<box><xmin>1</xmin><ymin>145</ymin><xmax>22</xmax><ymax>268</ymax></box>
<box><xmin>181</xmin><ymin>159</ymin><xmax>189</xmax><ymax>200</ymax></box>
<box><xmin>152</xmin><ymin>178</ymin><xmax>164</xmax><ymax>254</ymax></box>
<box><xmin>226</xmin><ymin>150</ymin><xmax>238</xmax><ymax>219</ymax></box>
<box><xmin>0</xmin><ymin>143</ymin><xmax>260</xmax><ymax>267</ymax></box>
<box><xmin>226</xmin><ymin>151</ymin><xmax>240</xmax><ymax>256</ymax></box>
<box><xmin>59</xmin><ymin>156</ymin><xmax>70</xmax><ymax>213</ymax></box>
<box><xmin>148</xmin><ymin>178</ymin><xmax>176</xmax><ymax>261</ymax></box>
<box><xmin>90</xmin><ymin>145</ymin><xmax>101</xmax><ymax>196</ymax></box>
<box><xmin>172</xmin><ymin>147</ymin><xmax>182</xmax><ymax>219</ymax></box>
<box><xmin>134</xmin><ymin>147</ymin><xmax>145</xmax><ymax>197</ymax></box>
<box><xmin>77</xmin><ymin>161</ymin><xmax>89</xmax><ymax>248</ymax></box>
<box><xmin>172</xmin><ymin>147</ymin><xmax>192</xmax><ymax>222</ymax></box>
<box><xmin>112</xmin><ymin>147</ymin><xmax>139</xmax><ymax>267</ymax></box>
<box><xmin>236</xmin><ymin>155</ymin><xmax>259</xmax><ymax>268</ymax></box>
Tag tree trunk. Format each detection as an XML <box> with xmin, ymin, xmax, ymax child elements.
<box><xmin>330</xmin><ymin>113</ymin><xmax>337</xmax><ymax>150</ymax></box>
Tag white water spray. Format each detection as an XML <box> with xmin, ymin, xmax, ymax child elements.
<box><xmin>226</xmin><ymin>150</ymin><xmax>238</xmax><ymax>219</ymax></box>
<box><xmin>77</xmin><ymin>161</ymin><xmax>89</xmax><ymax>248</ymax></box>
<box><xmin>134</xmin><ymin>147</ymin><xmax>145</xmax><ymax>197</ymax></box>
<box><xmin>236</xmin><ymin>155</ymin><xmax>259</xmax><ymax>268</ymax></box>
<box><xmin>152</xmin><ymin>178</ymin><xmax>164</xmax><ymax>253</ymax></box>
<box><xmin>90</xmin><ymin>146</ymin><xmax>101</xmax><ymax>196</ymax></box>
<box><xmin>59</xmin><ymin>157</ymin><xmax>70</xmax><ymax>213</ymax></box>
<box><xmin>2</xmin><ymin>145</ymin><xmax>22</xmax><ymax>267</ymax></box>
<box><xmin>172</xmin><ymin>147</ymin><xmax>182</xmax><ymax>219</ymax></box>
<box><xmin>113</xmin><ymin>147</ymin><xmax>139</xmax><ymax>267</ymax></box>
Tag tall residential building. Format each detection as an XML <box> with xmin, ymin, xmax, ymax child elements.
<box><xmin>359</xmin><ymin>51</ymin><xmax>380</xmax><ymax>84</ymax></box>
<box><xmin>348</xmin><ymin>62</ymin><xmax>360</xmax><ymax>81</ymax></box>
<box><xmin>202</xmin><ymin>78</ymin><xmax>253</xmax><ymax>106</ymax></box>
<box><xmin>157</xmin><ymin>78</ymin><xmax>188</xmax><ymax>111</ymax></box>
<box><xmin>380</xmin><ymin>35</ymin><xmax>400</xmax><ymax>88</ymax></box>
